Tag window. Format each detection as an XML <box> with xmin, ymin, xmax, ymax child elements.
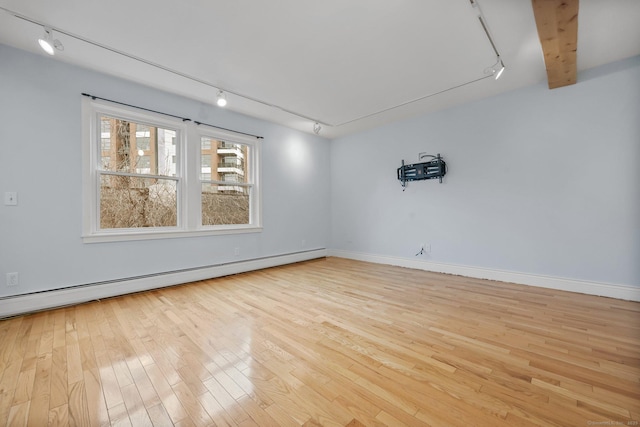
<box><xmin>135</xmin><ymin>124</ymin><xmax>151</xmax><ymax>150</ymax></box>
<box><xmin>201</xmin><ymin>154</ymin><xmax>212</xmax><ymax>168</ymax></box>
<box><xmin>97</xmin><ymin>116</ymin><xmax>178</xmax><ymax>230</ymax></box>
<box><xmin>83</xmin><ymin>97</ymin><xmax>261</xmax><ymax>242</ymax></box>
<box><xmin>101</xmin><ymin>119</ymin><xmax>111</xmax><ymax>151</ymax></box>
<box><xmin>200</xmin><ymin>137</ymin><xmax>254</xmax><ymax>226</ymax></box>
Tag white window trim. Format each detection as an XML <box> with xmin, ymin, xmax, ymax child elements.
<box><xmin>196</xmin><ymin>127</ymin><xmax>261</xmax><ymax>232</ymax></box>
<box><xmin>82</xmin><ymin>97</ymin><xmax>262</xmax><ymax>243</ymax></box>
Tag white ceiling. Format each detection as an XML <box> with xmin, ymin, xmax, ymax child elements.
<box><xmin>1</xmin><ymin>0</ymin><xmax>639</xmax><ymax>138</ymax></box>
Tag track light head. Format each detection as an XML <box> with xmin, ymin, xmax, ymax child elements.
<box><xmin>313</xmin><ymin>122</ymin><xmax>321</xmax><ymax>135</ymax></box>
<box><xmin>494</xmin><ymin>61</ymin><xmax>505</xmax><ymax>80</ymax></box>
<box><xmin>216</xmin><ymin>90</ymin><xmax>227</xmax><ymax>107</ymax></box>
<box><xmin>38</xmin><ymin>37</ymin><xmax>54</xmax><ymax>55</ymax></box>
<box><xmin>484</xmin><ymin>56</ymin><xmax>505</xmax><ymax>80</ymax></box>
<box><xmin>38</xmin><ymin>27</ymin><xmax>63</xmax><ymax>55</ymax></box>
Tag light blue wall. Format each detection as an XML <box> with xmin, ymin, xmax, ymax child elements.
<box><xmin>2</xmin><ymin>44</ymin><xmax>638</xmax><ymax>297</ymax></box>
<box><xmin>331</xmin><ymin>56</ymin><xmax>640</xmax><ymax>287</ymax></box>
<box><xmin>0</xmin><ymin>44</ymin><xmax>331</xmax><ymax>297</ymax></box>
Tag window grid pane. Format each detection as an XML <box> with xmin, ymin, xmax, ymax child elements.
<box><xmin>201</xmin><ymin>183</ymin><xmax>250</xmax><ymax>226</ymax></box>
<box><xmin>99</xmin><ymin>116</ymin><xmax>177</xmax><ymax>178</ymax></box>
<box><xmin>99</xmin><ymin>173</ymin><xmax>177</xmax><ymax>229</ymax></box>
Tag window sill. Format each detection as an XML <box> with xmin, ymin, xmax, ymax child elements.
<box><xmin>82</xmin><ymin>226</ymin><xmax>263</xmax><ymax>244</ymax></box>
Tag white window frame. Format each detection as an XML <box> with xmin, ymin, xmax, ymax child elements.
<box><xmin>197</xmin><ymin>128</ymin><xmax>261</xmax><ymax>232</ymax></box>
<box><xmin>82</xmin><ymin>97</ymin><xmax>262</xmax><ymax>243</ymax></box>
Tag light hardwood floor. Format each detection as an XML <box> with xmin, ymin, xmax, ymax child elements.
<box><xmin>0</xmin><ymin>257</ymin><xmax>638</xmax><ymax>426</ymax></box>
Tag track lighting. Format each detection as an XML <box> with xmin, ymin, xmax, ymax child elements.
<box><xmin>38</xmin><ymin>27</ymin><xmax>63</xmax><ymax>55</ymax></box>
<box><xmin>5</xmin><ymin>3</ymin><xmax>504</xmax><ymax>135</ymax></box>
<box><xmin>216</xmin><ymin>90</ymin><xmax>227</xmax><ymax>107</ymax></box>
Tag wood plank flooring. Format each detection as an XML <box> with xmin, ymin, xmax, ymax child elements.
<box><xmin>0</xmin><ymin>257</ymin><xmax>639</xmax><ymax>426</ymax></box>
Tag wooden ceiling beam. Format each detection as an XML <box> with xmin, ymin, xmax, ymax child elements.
<box><xmin>531</xmin><ymin>0</ymin><xmax>579</xmax><ymax>89</ymax></box>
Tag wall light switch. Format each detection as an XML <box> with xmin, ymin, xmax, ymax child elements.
<box><xmin>4</xmin><ymin>192</ymin><xmax>17</xmax><ymax>206</ymax></box>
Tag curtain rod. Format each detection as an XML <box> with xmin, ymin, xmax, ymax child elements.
<box><xmin>194</xmin><ymin>122</ymin><xmax>263</xmax><ymax>139</ymax></box>
<box><xmin>81</xmin><ymin>93</ymin><xmax>263</xmax><ymax>139</ymax></box>
<box><xmin>82</xmin><ymin>93</ymin><xmax>190</xmax><ymax>121</ymax></box>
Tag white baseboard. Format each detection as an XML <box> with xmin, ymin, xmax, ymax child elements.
<box><xmin>328</xmin><ymin>249</ymin><xmax>640</xmax><ymax>302</ymax></box>
<box><xmin>0</xmin><ymin>249</ymin><xmax>327</xmax><ymax>319</ymax></box>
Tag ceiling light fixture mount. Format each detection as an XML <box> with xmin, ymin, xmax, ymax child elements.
<box><xmin>38</xmin><ymin>26</ymin><xmax>63</xmax><ymax>55</ymax></box>
<box><xmin>216</xmin><ymin>90</ymin><xmax>227</xmax><ymax>107</ymax></box>
<box><xmin>313</xmin><ymin>122</ymin><xmax>322</xmax><ymax>135</ymax></box>
<box><xmin>485</xmin><ymin>56</ymin><xmax>505</xmax><ymax>80</ymax></box>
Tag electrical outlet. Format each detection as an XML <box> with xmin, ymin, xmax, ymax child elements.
<box><xmin>6</xmin><ymin>272</ymin><xmax>18</xmax><ymax>287</ymax></box>
<box><xmin>301</xmin><ymin>239</ymin><xmax>306</xmax><ymax>248</ymax></box>
<box><xmin>234</xmin><ymin>247</ymin><xmax>240</xmax><ymax>256</ymax></box>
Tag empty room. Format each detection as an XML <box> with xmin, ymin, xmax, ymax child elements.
<box><xmin>1</xmin><ymin>0</ymin><xmax>639</xmax><ymax>426</ymax></box>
